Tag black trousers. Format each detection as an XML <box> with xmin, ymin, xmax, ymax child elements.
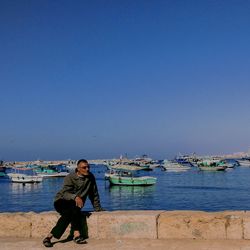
<box><xmin>50</xmin><ymin>199</ymin><xmax>81</xmax><ymax>239</ymax></box>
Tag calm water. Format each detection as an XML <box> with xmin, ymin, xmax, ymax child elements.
<box><xmin>1</xmin><ymin>164</ymin><xmax>250</xmax><ymax>212</ymax></box>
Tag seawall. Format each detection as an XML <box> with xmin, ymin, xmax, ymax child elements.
<box><xmin>1</xmin><ymin>211</ymin><xmax>250</xmax><ymax>240</ymax></box>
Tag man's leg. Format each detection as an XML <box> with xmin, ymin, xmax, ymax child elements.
<box><xmin>50</xmin><ymin>199</ymin><xmax>79</xmax><ymax>239</ymax></box>
<box><xmin>70</xmin><ymin>205</ymin><xmax>82</xmax><ymax>234</ymax></box>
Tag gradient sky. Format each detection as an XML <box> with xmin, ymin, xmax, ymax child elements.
<box><xmin>1</xmin><ymin>0</ymin><xmax>250</xmax><ymax>161</ymax></box>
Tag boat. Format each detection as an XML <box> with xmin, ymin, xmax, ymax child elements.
<box><xmin>197</xmin><ymin>160</ymin><xmax>227</xmax><ymax>171</ymax></box>
<box><xmin>109</xmin><ymin>175</ymin><xmax>157</xmax><ymax>186</ymax></box>
<box><xmin>175</xmin><ymin>155</ymin><xmax>193</xmax><ymax>167</ymax></box>
<box><xmin>35</xmin><ymin>164</ymin><xmax>69</xmax><ymax>177</ymax></box>
<box><xmin>0</xmin><ymin>161</ymin><xmax>6</xmax><ymax>177</ymax></box>
<box><xmin>104</xmin><ymin>168</ymin><xmax>119</xmax><ymax>179</ymax></box>
<box><xmin>106</xmin><ymin>160</ymin><xmax>151</xmax><ymax>171</ymax></box>
<box><xmin>8</xmin><ymin>173</ymin><xmax>43</xmax><ymax>183</ymax></box>
<box><xmin>162</xmin><ymin>160</ymin><xmax>191</xmax><ymax>172</ymax></box>
<box><xmin>7</xmin><ymin>168</ymin><xmax>43</xmax><ymax>183</ymax></box>
<box><xmin>107</xmin><ymin>169</ymin><xmax>157</xmax><ymax>186</ymax></box>
<box><xmin>106</xmin><ymin>156</ymin><xmax>152</xmax><ymax>171</ymax></box>
<box><xmin>237</xmin><ymin>158</ymin><xmax>250</xmax><ymax>167</ymax></box>
<box><xmin>223</xmin><ymin>159</ymin><xmax>237</xmax><ymax>168</ymax></box>
<box><xmin>0</xmin><ymin>172</ymin><xmax>5</xmax><ymax>177</ymax></box>
<box><xmin>107</xmin><ymin>164</ymin><xmax>149</xmax><ymax>171</ymax></box>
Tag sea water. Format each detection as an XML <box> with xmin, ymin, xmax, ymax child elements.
<box><xmin>1</xmin><ymin>164</ymin><xmax>250</xmax><ymax>212</ymax></box>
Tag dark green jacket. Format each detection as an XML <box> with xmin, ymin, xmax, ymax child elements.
<box><xmin>54</xmin><ymin>172</ymin><xmax>102</xmax><ymax>210</ymax></box>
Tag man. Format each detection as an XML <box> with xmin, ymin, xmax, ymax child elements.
<box><xmin>43</xmin><ymin>159</ymin><xmax>104</xmax><ymax>247</ymax></box>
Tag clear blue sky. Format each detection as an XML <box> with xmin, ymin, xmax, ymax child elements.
<box><xmin>1</xmin><ymin>0</ymin><xmax>250</xmax><ymax>161</ymax></box>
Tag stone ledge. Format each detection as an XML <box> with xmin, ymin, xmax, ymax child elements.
<box><xmin>0</xmin><ymin>211</ymin><xmax>250</xmax><ymax>240</ymax></box>
<box><xmin>158</xmin><ymin>211</ymin><xmax>245</xmax><ymax>240</ymax></box>
<box><xmin>95</xmin><ymin>210</ymin><xmax>163</xmax><ymax>239</ymax></box>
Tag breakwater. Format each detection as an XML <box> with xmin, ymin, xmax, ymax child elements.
<box><xmin>1</xmin><ymin>211</ymin><xmax>250</xmax><ymax>240</ymax></box>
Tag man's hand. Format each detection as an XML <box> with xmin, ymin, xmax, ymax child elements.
<box><xmin>75</xmin><ymin>196</ymin><xmax>83</xmax><ymax>208</ymax></box>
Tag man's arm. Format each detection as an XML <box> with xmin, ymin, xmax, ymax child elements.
<box><xmin>89</xmin><ymin>175</ymin><xmax>104</xmax><ymax>211</ymax></box>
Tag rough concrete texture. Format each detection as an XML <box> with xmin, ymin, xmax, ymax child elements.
<box><xmin>30</xmin><ymin>212</ymin><xmax>66</xmax><ymax>238</ymax></box>
<box><xmin>158</xmin><ymin>211</ymin><xmax>248</xmax><ymax>240</ymax></box>
<box><xmin>223</xmin><ymin>211</ymin><xmax>245</xmax><ymax>239</ymax></box>
<box><xmin>158</xmin><ymin>211</ymin><xmax>228</xmax><ymax>239</ymax></box>
<box><xmin>1</xmin><ymin>237</ymin><xmax>250</xmax><ymax>250</ymax></box>
<box><xmin>95</xmin><ymin>210</ymin><xmax>163</xmax><ymax>239</ymax></box>
<box><xmin>243</xmin><ymin>211</ymin><xmax>250</xmax><ymax>239</ymax></box>
<box><xmin>1</xmin><ymin>211</ymin><xmax>250</xmax><ymax>241</ymax></box>
<box><xmin>0</xmin><ymin>212</ymin><xmax>32</xmax><ymax>238</ymax></box>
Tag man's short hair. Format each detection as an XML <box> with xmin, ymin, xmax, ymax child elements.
<box><xmin>77</xmin><ymin>159</ymin><xmax>88</xmax><ymax>166</ymax></box>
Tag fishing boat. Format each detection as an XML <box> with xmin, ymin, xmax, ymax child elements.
<box><xmin>107</xmin><ymin>169</ymin><xmax>157</xmax><ymax>186</ymax></box>
<box><xmin>197</xmin><ymin>160</ymin><xmax>227</xmax><ymax>171</ymax></box>
<box><xmin>35</xmin><ymin>164</ymin><xmax>69</xmax><ymax>177</ymax></box>
<box><xmin>106</xmin><ymin>158</ymin><xmax>151</xmax><ymax>171</ymax></box>
<box><xmin>237</xmin><ymin>158</ymin><xmax>250</xmax><ymax>167</ymax></box>
<box><xmin>162</xmin><ymin>160</ymin><xmax>191</xmax><ymax>172</ymax></box>
<box><xmin>7</xmin><ymin>168</ymin><xmax>43</xmax><ymax>183</ymax></box>
<box><xmin>104</xmin><ymin>168</ymin><xmax>118</xmax><ymax>179</ymax></box>
<box><xmin>107</xmin><ymin>163</ymin><xmax>149</xmax><ymax>171</ymax></box>
<box><xmin>0</xmin><ymin>161</ymin><xmax>6</xmax><ymax>177</ymax></box>
<box><xmin>175</xmin><ymin>155</ymin><xmax>194</xmax><ymax>167</ymax></box>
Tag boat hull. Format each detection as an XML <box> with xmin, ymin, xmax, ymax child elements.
<box><xmin>108</xmin><ymin>176</ymin><xmax>157</xmax><ymax>186</ymax></box>
<box><xmin>237</xmin><ymin>160</ymin><xmax>250</xmax><ymax>167</ymax></box>
<box><xmin>198</xmin><ymin>166</ymin><xmax>226</xmax><ymax>171</ymax></box>
<box><xmin>8</xmin><ymin>173</ymin><xmax>43</xmax><ymax>183</ymax></box>
<box><xmin>37</xmin><ymin>172</ymin><xmax>69</xmax><ymax>178</ymax></box>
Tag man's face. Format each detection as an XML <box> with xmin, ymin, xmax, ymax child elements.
<box><xmin>77</xmin><ymin>162</ymin><xmax>90</xmax><ymax>176</ymax></box>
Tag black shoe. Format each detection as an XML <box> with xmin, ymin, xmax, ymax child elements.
<box><xmin>73</xmin><ymin>236</ymin><xmax>87</xmax><ymax>244</ymax></box>
<box><xmin>43</xmin><ymin>237</ymin><xmax>53</xmax><ymax>247</ymax></box>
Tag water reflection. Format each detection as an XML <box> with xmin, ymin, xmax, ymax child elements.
<box><xmin>106</xmin><ymin>185</ymin><xmax>156</xmax><ymax>210</ymax></box>
<box><xmin>11</xmin><ymin>182</ymin><xmax>42</xmax><ymax>194</ymax></box>
<box><xmin>108</xmin><ymin>185</ymin><xmax>156</xmax><ymax>200</ymax></box>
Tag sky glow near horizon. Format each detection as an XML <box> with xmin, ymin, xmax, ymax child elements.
<box><xmin>0</xmin><ymin>0</ymin><xmax>250</xmax><ymax>161</ymax></box>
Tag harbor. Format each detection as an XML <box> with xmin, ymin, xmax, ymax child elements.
<box><xmin>1</xmin><ymin>154</ymin><xmax>250</xmax><ymax>213</ymax></box>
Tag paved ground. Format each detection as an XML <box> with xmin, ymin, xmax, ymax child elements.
<box><xmin>1</xmin><ymin>237</ymin><xmax>250</xmax><ymax>250</ymax></box>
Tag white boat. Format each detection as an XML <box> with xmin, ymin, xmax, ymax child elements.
<box><xmin>7</xmin><ymin>168</ymin><xmax>43</xmax><ymax>183</ymax></box>
<box><xmin>66</xmin><ymin>162</ymin><xmax>77</xmax><ymax>172</ymax></box>
<box><xmin>162</xmin><ymin>160</ymin><xmax>190</xmax><ymax>172</ymax></box>
<box><xmin>8</xmin><ymin>173</ymin><xmax>43</xmax><ymax>183</ymax></box>
<box><xmin>237</xmin><ymin>159</ymin><xmax>250</xmax><ymax>167</ymax></box>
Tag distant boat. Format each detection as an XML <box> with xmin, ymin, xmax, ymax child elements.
<box><xmin>0</xmin><ymin>161</ymin><xmax>6</xmax><ymax>177</ymax></box>
<box><xmin>162</xmin><ymin>160</ymin><xmax>191</xmax><ymax>172</ymax></box>
<box><xmin>107</xmin><ymin>164</ymin><xmax>149</xmax><ymax>171</ymax></box>
<box><xmin>0</xmin><ymin>172</ymin><xmax>5</xmax><ymax>177</ymax></box>
<box><xmin>223</xmin><ymin>159</ymin><xmax>237</xmax><ymax>168</ymax></box>
<box><xmin>35</xmin><ymin>164</ymin><xmax>69</xmax><ymax>177</ymax></box>
<box><xmin>197</xmin><ymin>160</ymin><xmax>227</xmax><ymax>171</ymax></box>
<box><xmin>104</xmin><ymin>168</ymin><xmax>119</xmax><ymax>180</ymax></box>
<box><xmin>175</xmin><ymin>155</ymin><xmax>193</xmax><ymax>167</ymax></box>
<box><xmin>107</xmin><ymin>169</ymin><xmax>157</xmax><ymax>186</ymax></box>
<box><xmin>106</xmin><ymin>156</ymin><xmax>153</xmax><ymax>171</ymax></box>
<box><xmin>7</xmin><ymin>168</ymin><xmax>43</xmax><ymax>183</ymax></box>
<box><xmin>237</xmin><ymin>158</ymin><xmax>250</xmax><ymax>167</ymax></box>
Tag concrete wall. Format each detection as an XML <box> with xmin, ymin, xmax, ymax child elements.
<box><xmin>0</xmin><ymin>211</ymin><xmax>250</xmax><ymax>240</ymax></box>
